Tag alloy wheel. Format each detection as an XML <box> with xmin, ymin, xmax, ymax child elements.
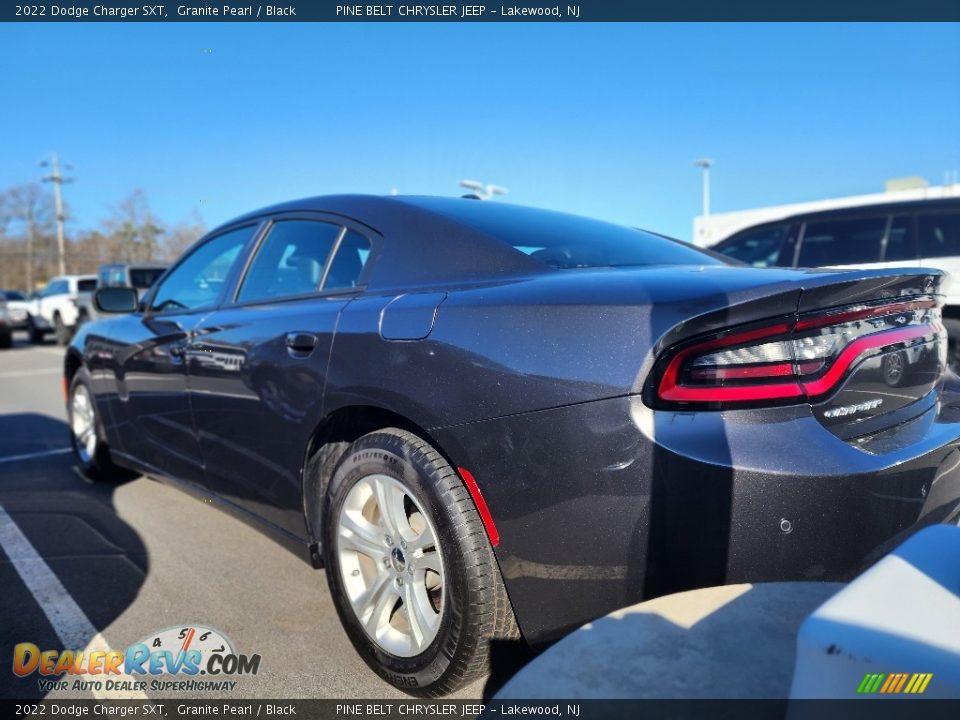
<box><xmin>336</xmin><ymin>473</ymin><xmax>444</xmax><ymax>657</ymax></box>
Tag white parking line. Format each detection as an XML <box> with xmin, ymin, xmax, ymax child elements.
<box><xmin>0</xmin><ymin>368</ymin><xmax>62</xmax><ymax>379</ymax></box>
<box><xmin>0</xmin><ymin>505</ymin><xmax>149</xmax><ymax>699</ymax></box>
<box><xmin>0</xmin><ymin>448</ymin><xmax>72</xmax><ymax>465</ymax></box>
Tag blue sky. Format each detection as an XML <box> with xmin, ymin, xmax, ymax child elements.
<box><xmin>1</xmin><ymin>22</ymin><xmax>958</xmax><ymax>241</ymax></box>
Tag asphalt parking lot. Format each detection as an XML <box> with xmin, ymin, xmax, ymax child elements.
<box><xmin>0</xmin><ymin>334</ymin><xmax>488</xmax><ymax>700</ymax></box>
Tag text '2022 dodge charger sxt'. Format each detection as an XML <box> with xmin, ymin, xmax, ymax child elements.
<box><xmin>65</xmin><ymin>196</ymin><xmax>960</xmax><ymax>695</ymax></box>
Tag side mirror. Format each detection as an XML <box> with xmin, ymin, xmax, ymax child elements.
<box><xmin>94</xmin><ymin>286</ymin><xmax>139</xmax><ymax>314</ymax></box>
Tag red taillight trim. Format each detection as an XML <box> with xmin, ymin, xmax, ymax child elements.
<box><xmin>457</xmin><ymin>467</ymin><xmax>499</xmax><ymax>548</ymax></box>
<box><xmin>658</xmin><ymin>323</ymin><xmax>793</xmax><ymax>402</ymax></box>
<box><xmin>656</xmin><ymin>309</ymin><xmax>942</xmax><ymax>406</ymax></box>
<box><xmin>800</xmin><ymin>323</ymin><xmax>939</xmax><ymax>397</ymax></box>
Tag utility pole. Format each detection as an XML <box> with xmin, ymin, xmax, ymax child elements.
<box><xmin>694</xmin><ymin>159</ymin><xmax>712</xmax><ymax>217</ymax></box>
<box><xmin>41</xmin><ymin>153</ymin><xmax>73</xmax><ymax>276</ymax></box>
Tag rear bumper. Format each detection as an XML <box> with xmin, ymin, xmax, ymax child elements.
<box><xmin>432</xmin><ymin>393</ymin><xmax>960</xmax><ymax>644</ymax></box>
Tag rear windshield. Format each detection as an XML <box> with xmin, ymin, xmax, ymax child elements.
<box><xmin>77</xmin><ymin>279</ymin><xmax>97</xmax><ymax>292</ymax></box>
<box><xmin>406</xmin><ymin>198</ymin><xmax>720</xmax><ymax>269</ymax></box>
<box><xmin>129</xmin><ymin>268</ymin><xmax>166</xmax><ymax>289</ymax></box>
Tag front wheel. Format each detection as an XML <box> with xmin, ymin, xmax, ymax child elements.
<box><xmin>68</xmin><ymin>369</ymin><xmax>135</xmax><ymax>482</ymax></box>
<box><xmin>321</xmin><ymin>428</ymin><xmax>519</xmax><ymax>696</ymax></box>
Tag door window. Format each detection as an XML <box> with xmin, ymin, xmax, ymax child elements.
<box><xmin>716</xmin><ymin>224</ymin><xmax>789</xmax><ymax>267</ymax></box>
<box><xmin>150</xmin><ymin>226</ymin><xmax>252</xmax><ymax>313</ymax></box>
<box><xmin>796</xmin><ymin>217</ymin><xmax>886</xmax><ymax>267</ymax></box>
<box><xmin>918</xmin><ymin>212</ymin><xmax>960</xmax><ymax>259</ymax></box>
<box><xmin>883</xmin><ymin>215</ymin><xmax>918</xmax><ymax>262</ymax></box>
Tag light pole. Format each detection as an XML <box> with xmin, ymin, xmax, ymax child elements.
<box><xmin>41</xmin><ymin>153</ymin><xmax>74</xmax><ymax>276</ymax></box>
<box><xmin>458</xmin><ymin>179</ymin><xmax>508</xmax><ymax>200</ymax></box>
<box><xmin>694</xmin><ymin>159</ymin><xmax>712</xmax><ymax>217</ymax></box>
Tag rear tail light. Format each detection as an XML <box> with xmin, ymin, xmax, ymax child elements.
<box><xmin>651</xmin><ymin>299</ymin><xmax>944</xmax><ymax>408</ymax></box>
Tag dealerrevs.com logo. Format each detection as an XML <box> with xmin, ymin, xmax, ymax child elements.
<box><xmin>12</xmin><ymin>625</ymin><xmax>261</xmax><ymax>693</ymax></box>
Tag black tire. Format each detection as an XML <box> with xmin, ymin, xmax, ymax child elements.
<box><xmin>0</xmin><ymin>330</ymin><xmax>11</xmax><ymax>349</ymax></box>
<box><xmin>54</xmin><ymin>313</ymin><xmax>70</xmax><ymax>346</ymax></box>
<box><xmin>321</xmin><ymin>428</ymin><xmax>519</xmax><ymax>697</ymax></box>
<box><xmin>68</xmin><ymin>368</ymin><xmax>135</xmax><ymax>482</ymax></box>
<box><xmin>27</xmin><ymin>318</ymin><xmax>45</xmax><ymax>344</ymax></box>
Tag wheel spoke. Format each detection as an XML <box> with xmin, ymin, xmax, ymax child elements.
<box><xmin>339</xmin><ymin>512</ymin><xmax>386</xmax><ymax>559</ymax></box>
<box><xmin>355</xmin><ymin>569</ymin><xmax>391</xmax><ymax>621</ymax></box>
<box><xmin>374</xmin><ymin>477</ymin><xmax>411</xmax><ymax>540</ymax></box>
<box><xmin>419</xmin><ymin>550</ymin><xmax>442</xmax><ymax>575</ymax></box>
<box><xmin>404</xmin><ymin>582</ymin><xmax>437</xmax><ymax>652</ymax></box>
<box><xmin>409</xmin><ymin>522</ymin><xmax>436</xmax><ymax>553</ymax></box>
<box><xmin>363</xmin><ymin>583</ymin><xmax>400</xmax><ymax>637</ymax></box>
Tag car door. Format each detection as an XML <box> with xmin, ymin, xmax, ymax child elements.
<box><xmin>187</xmin><ymin>214</ymin><xmax>376</xmax><ymax>535</ymax></box>
<box><xmin>110</xmin><ymin>223</ymin><xmax>260</xmax><ymax>482</ymax></box>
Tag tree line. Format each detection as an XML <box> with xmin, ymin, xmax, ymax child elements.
<box><xmin>0</xmin><ymin>184</ymin><xmax>206</xmax><ymax>291</ymax></box>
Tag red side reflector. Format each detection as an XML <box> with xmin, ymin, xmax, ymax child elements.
<box><xmin>62</xmin><ymin>376</ymin><xmax>69</xmax><ymax>403</ymax></box>
<box><xmin>457</xmin><ymin>467</ymin><xmax>499</xmax><ymax>548</ymax></box>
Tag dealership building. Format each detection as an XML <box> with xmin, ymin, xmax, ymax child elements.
<box><xmin>692</xmin><ymin>177</ymin><xmax>960</xmax><ymax>248</ymax></box>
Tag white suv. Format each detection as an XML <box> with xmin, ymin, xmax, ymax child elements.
<box><xmin>27</xmin><ymin>275</ymin><xmax>97</xmax><ymax>345</ymax></box>
<box><xmin>712</xmin><ymin>198</ymin><xmax>960</xmax><ymax>369</ymax></box>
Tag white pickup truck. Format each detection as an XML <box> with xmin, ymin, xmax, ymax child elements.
<box><xmin>26</xmin><ymin>274</ymin><xmax>97</xmax><ymax>345</ymax></box>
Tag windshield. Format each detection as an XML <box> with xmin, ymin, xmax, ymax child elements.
<box><xmin>129</xmin><ymin>268</ymin><xmax>166</xmax><ymax>289</ymax></box>
<box><xmin>404</xmin><ymin>197</ymin><xmax>721</xmax><ymax>270</ymax></box>
<box><xmin>0</xmin><ymin>291</ymin><xmax>26</xmax><ymax>301</ymax></box>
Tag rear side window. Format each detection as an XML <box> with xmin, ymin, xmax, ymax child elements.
<box><xmin>77</xmin><ymin>279</ymin><xmax>97</xmax><ymax>293</ymax></box>
<box><xmin>324</xmin><ymin>230</ymin><xmax>371</xmax><ymax>290</ymax></box>
<box><xmin>716</xmin><ymin>224</ymin><xmax>789</xmax><ymax>267</ymax></box>
<box><xmin>918</xmin><ymin>212</ymin><xmax>960</xmax><ymax>259</ymax></box>
<box><xmin>796</xmin><ymin>217</ymin><xmax>886</xmax><ymax>267</ymax></box>
<box><xmin>237</xmin><ymin>220</ymin><xmax>369</xmax><ymax>304</ymax></box>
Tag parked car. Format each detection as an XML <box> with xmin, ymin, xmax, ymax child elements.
<box><xmin>27</xmin><ymin>275</ymin><xmax>97</xmax><ymax>345</ymax></box>
<box><xmin>0</xmin><ymin>289</ymin><xmax>30</xmax><ymax>330</ymax></box>
<box><xmin>0</xmin><ymin>296</ymin><xmax>12</xmax><ymax>349</ymax></box>
<box><xmin>66</xmin><ymin>196</ymin><xmax>960</xmax><ymax>696</ymax></box>
<box><xmin>711</xmin><ymin>198</ymin><xmax>960</xmax><ymax>368</ymax></box>
<box><xmin>75</xmin><ymin>263</ymin><xmax>168</xmax><ymax>327</ymax></box>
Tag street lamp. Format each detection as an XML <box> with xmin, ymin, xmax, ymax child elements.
<box><xmin>458</xmin><ymin>180</ymin><xmax>508</xmax><ymax>201</ymax></box>
<box><xmin>694</xmin><ymin>159</ymin><xmax>712</xmax><ymax>217</ymax></box>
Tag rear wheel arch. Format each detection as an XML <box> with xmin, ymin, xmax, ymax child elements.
<box><xmin>301</xmin><ymin>405</ymin><xmax>453</xmax><ymax>549</ymax></box>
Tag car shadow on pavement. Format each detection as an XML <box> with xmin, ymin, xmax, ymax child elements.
<box><xmin>0</xmin><ymin>413</ymin><xmax>147</xmax><ymax>700</ymax></box>
<box><xmin>494</xmin><ymin>581</ymin><xmax>843</xmax><ymax>699</ymax></box>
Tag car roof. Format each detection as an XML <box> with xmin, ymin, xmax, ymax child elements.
<box><xmin>771</xmin><ymin>197</ymin><xmax>959</xmax><ymax>226</ymax></box>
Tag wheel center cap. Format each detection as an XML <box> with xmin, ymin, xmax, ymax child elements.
<box><xmin>390</xmin><ymin>547</ymin><xmax>406</xmax><ymax>573</ymax></box>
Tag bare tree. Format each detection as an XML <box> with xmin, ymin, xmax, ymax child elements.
<box><xmin>102</xmin><ymin>189</ymin><xmax>165</xmax><ymax>263</ymax></box>
<box><xmin>0</xmin><ymin>183</ymin><xmax>56</xmax><ymax>290</ymax></box>
<box><xmin>162</xmin><ymin>210</ymin><xmax>206</xmax><ymax>261</ymax></box>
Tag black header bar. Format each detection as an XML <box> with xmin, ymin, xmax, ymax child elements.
<box><xmin>4</xmin><ymin>0</ymin><xmax>960</xmax><ymax>22</ymax></box>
